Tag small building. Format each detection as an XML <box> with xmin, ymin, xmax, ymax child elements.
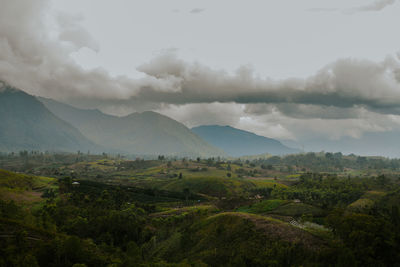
<box><xmin>254</xmin><ymin>194</ymin><xmax>263</xmax><ymax>200</ymax></box>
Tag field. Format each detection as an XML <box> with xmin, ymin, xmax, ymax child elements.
<box><xmin>0</xmin><ymin>169</ymin><xmax>56</xmax><ymax>209</ymax></box>
<box><xmin>0</xmin><ymin>152</ymin><xmax>400</xmax><ymax>266</ymax></box>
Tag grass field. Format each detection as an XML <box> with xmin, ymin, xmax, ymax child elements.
<box><xmin>237</xmin><ymin>199</ymin><xmax>288</xmax><ymax>213</ymax></box>
<box><xmin>348</xmin><ymin>198</ymin><xmax>375</xmax><ymax>211</ymax></box>
<box><xmin>0</xmin><ymin>169</ymin><xmax>56</xmax><ymax>208</ymax></box>
<box><xmin>270</xmin><ymin>202</ymin><xmax>325</xmax><ymax>217</ymax></box>
<box><xmin>247</xmin><ymin>179</ymin><xmax>288</xmax><ymax>189</ymax></box>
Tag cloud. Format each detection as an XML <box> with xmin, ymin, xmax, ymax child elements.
<box><xmin>309</xmin><ymin>0</ymin><xmax>397</xmax><ymax>14</ymax></box>
<box><xmin>2</xmin><ymin>0</ymin><xmax>400</xmax><ymax>118</ymax></box>
<box><xmin>189</xmin><ymin>8</ymin><xmax>205</xmax><ymax>14</ymax></box>
<box><xmin>307</xmin><ymin>8</ymin><xmax>340</xmax><ymax>12</ymax></box>
<box><xmin>153</xmin><ymin>101</ymin><xmax>400</xmax><ymax>141</ymax></box>
<box><xmin>352</xmin><ymin>0</ymin><xmax>396</xmax><ymax>12</ymax></box>
<box><xmin>157</xmin><ymin>102</ymin><xmax>244</xmax><ymax>128</ymax></box>
<box><xmin>57</xmin><ymin>12</ymin><xmax>99</xmax><ymax>52</ymax></box>
<box><xmin>1</xmin><ymin>0</ymin><xmax>400</xmax><ymax>142</ymax></box>
<box><xmin>244</xmin><ymin>103</ymin><xmax>366</xmax><ymax>120</ymax></box>
<box><xmin>135</xmin><ymin>53</ymin><xmax>400</xmax><ymax>116</ymax></box>
<box><xmin>0</xmin><ymin>0</ymin><xmax>162</xmax><ymax>102</ymax></box>
<box><xmin>242</xmin><ymin>103</ymin><xmax>399</xmax><ymax>141</ymax></box>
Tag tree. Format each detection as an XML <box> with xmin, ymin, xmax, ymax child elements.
<box><xmin>183</xmin><ymin>188</ymin><xmax>190</xmax><ymax>202</ymax></box>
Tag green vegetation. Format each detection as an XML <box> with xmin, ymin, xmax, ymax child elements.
<box><xmin>1</xmin><ymin>152</ymin><xmax>400</xmax><ymax>266</ymax></box>
<box><xmin>0</xmin><ymin>169</ymin><xmax>56</xmax><ymax>209</ymax></box>
<box><xmin>271</xmin><ymin>202</ymin><xmax>325</xmax><ymax>217</ymax></box>
<box><xmin>237</xmin><ymin>199</ymin><xmax>287</xmax><ymax>213</ymax></box>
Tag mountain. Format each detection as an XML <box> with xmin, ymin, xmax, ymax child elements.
<box><xmin>0</xmin><ymin>83</ymin><xmax>100</xmax><ymax>153</ymax></box>
<box><xmin>291</xmin><ymin>131</ymin><xmax>400</xmax><ymax>158</ymax></box>
<box><xmin>39</xmin><ymin>98</ymin><xmax>224</xmax><ymax>157</ymax></box>
<box><xmin>191</xmin><ymin>125</ymin><xmax>299</xmax><ymax>157</ymax></box>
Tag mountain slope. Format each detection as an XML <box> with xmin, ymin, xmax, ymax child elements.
<box><xmin>191</xmin><ymin>125</ymin><xmax>299</xmax><ymax>157</ymax></box>
<box><xmin>0</xmin><ymin>83</ymin><xmax>100</xmax><ymax>153</ymax></box>
<box><xmin>39</xmin><ymin>98</ymin><xmax>224</xmax><ymax>157</ymax></box>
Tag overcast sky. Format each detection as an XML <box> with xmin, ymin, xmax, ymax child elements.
<box><xmin>1</xmin><ymin>0</ymin><xmax>400</xmax><ymax>143</ymax></box>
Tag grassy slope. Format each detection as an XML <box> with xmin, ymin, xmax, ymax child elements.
<box><xmin>0</xmin><ymin>169</ymin><xmax>56</xmax><ymax>207</ymax></box>
<box><xmin>153</xmin><ymin>212</ymin><xmax>326</xmax><ymax>265</ymax></box>
<box><xmin>237</xmin><ymin>199</ymin><xmax>288</xmax><ymax>213</ymax></box>
<box><xmin>126</xmin><ymin>163</ymin><xmax>289</xmax><ymax>198</ymax></box>
<box><xmin>347</xmin><ymin>190</ymin><xmax>386</xmax><ymax>212</ymax></box>
<box><xmin>270</xmin><ymin>202</ymin><xmax>325</xmax><ymax>217</ymax></box>
<box><xmin>237</xmin><ymin>199</ymin><xmax>325</xmax><ymax>218</ymax></box>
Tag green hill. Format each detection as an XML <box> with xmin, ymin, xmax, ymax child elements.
<box><xmin>39</xmin><ymin>97</ymin><xmax>224</xmax><ymax>157</ymax></box>
<box><xmin>0</xmin><ymin>169</ymin><xmax>56</xmax><ymax>206</ymax></box>
<box><xmin>153</xmin><ymin>212</ymin><xmax>326</xmax><ymax>266</ymax></box>
<box><xmin>0</xmin><ymin>169</ymin><xmax>54</xmax><ymax>190</ymax></box>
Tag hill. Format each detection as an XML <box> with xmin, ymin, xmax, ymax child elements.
<box><xmin>0</xmin><ymin>168</ymin><xmax>56</xmax><ymax>207</ymax></box>
<box><xmin>153</xmin><ymin>212</ymin><xmax>326</xmax><ymax>266</ymax></box>
<box><xmin>39</xmin><ymin>97</ymin><xmax>224</xmax><ymax>157</ymax></box>
<box><xmin>191</xmin><ymin>125</ymin><xmax>299</xmax><ymax>157</ymax></box>
<box><xmin>0</xmin><ymin>83</ymin><xmax>100</xmax><ymax>153</ymax></box>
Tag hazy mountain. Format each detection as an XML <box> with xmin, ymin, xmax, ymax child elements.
<box><xmin>0</xmin><ymin>84</ymin><xmax>100</xmax><ymax>153</ymax></box>
<box><xmin>290</xmin><ymin>132</ymin><xmax>400</xmax><ymax>158</ymax></box>
<box><xmin>191</xmin><ymin>125</ymin><xmax>299</xmax><ymax>157</ymax></box>
<box><xmin>39</xmin><ymin>98</ymin><xmax>224</xmax><ymax>157</ymax></box>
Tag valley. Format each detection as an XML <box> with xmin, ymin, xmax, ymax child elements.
<box><xmin>1</xmin><ymin>152</ymin><xmax>399</xmax><ymax>266</ymax></box>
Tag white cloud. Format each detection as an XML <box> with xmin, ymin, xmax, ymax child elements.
<box><xmin>309</xmin><ymin>0</ymin><xmax>397</xmax><ymax>14</ymax></box>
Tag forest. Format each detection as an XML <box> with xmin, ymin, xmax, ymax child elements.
<box><xmin>1</xmin><ymin>151</ymin><xmax>400</xmax><ymax>266</ymax></box>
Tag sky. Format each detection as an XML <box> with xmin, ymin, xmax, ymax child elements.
<box><xmin>1</xmin><ymin>0</ymin><xmax>400</xmax><ymax>147</ymax></box>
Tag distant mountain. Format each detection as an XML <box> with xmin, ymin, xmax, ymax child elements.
<box><xmin>191</xmin><ymin>125</ymin><xmax>299</xmax><ymax>157</ymax></box>
<box><xmin>39</xmin><ymin>98</ymin><xmax>224</xmax><ymax>157</ymax></box>
<box><xmin>293</xmin><ymin>132</ymin><xmax>400</xmax><ymax>158</ymax></box>
<box><xmin>0</xmin><ymin>83</ymin><xmax>100</xmax><ymax>153</ymax></box>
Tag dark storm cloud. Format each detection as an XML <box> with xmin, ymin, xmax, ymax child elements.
<box><xmin>135</xmin><ymin>54</ymin><xmax>400</xmax><ymax>116</ymax></box>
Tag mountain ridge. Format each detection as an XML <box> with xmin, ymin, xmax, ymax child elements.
<box><xmin>39</xmin><ymin>97</ymin><xmax>224</xmax><ymax>157</ymax></box>
<box><xmin>191</xmin><ymin>125</ymin><xmax>299</xmax><ymax>157</ymax></box>
<box><xmin>0</xmin><ymin>83</ymin><xmax>101</xmax><ymax>153</ymax></box>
